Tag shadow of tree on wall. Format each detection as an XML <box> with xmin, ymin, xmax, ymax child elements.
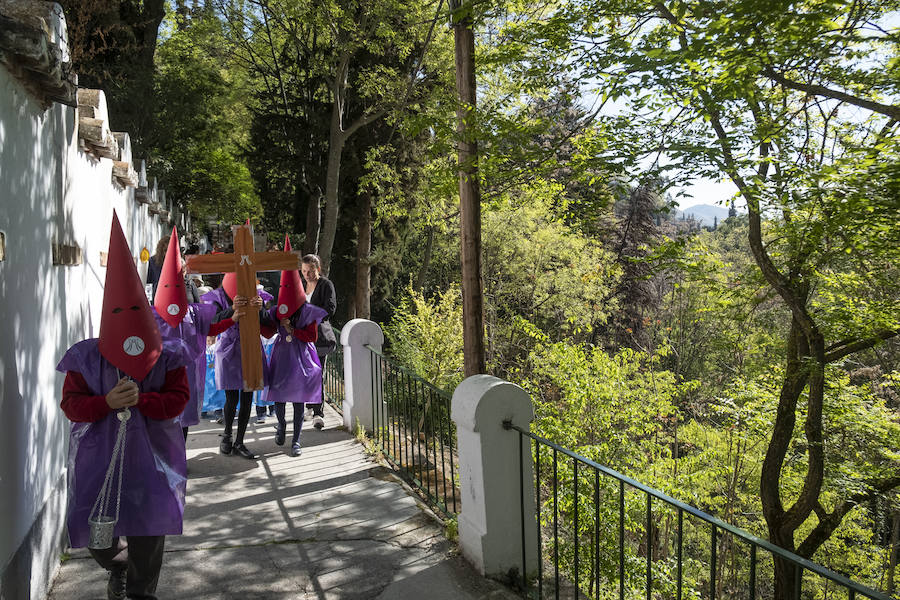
<box><xmin>0</xmin><ymin>81</ymin><xmax>77</xmax><ymax>591</ymax></box>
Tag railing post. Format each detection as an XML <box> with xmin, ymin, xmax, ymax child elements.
<box><xmin>451</xmin><ymin>375</ymin><xmax>538</xmax><ymax>578</ymax></box>
<box><xmin>340</xmin><ymin>319</ymin><xmax>384</xmax><ymax>433</ymax></box>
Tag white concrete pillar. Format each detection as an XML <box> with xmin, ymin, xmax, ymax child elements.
<box><xmin>451</xmin><ymin>375</ymin><xmax>539</xmax><ymax>577</ymax></box>
<box><xmin>340</xmin><ymin>319</ymin><xmax>384</xmax><ymax>432</ymax></box>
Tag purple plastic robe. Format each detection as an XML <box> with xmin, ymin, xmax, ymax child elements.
<box><xmin>153</xmin><ymin>302</ymin><xmax>218</xmax><ymax>427</ymax></box>
<box><xmin>57</xmin><ymin>338</ymin><xmax>192</xmax><ymax>548</ymax></box>
<box><xmin>201</xmin><ymin>287</ymin><xmax>274</xmax><ymax>390</ymax></box>
<box><xmin>264</xmin><ymin>303</ymin><xmax>327</xmax><ymax>405</ymax></box>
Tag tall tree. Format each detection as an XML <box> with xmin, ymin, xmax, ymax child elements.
<box><xmin>504</xmin><ymin>0</ymin><xmax>900</xmax><ymax>595</ymax></box>
<box><xmin>218</xmin><ymin>0</ymin><xmax>448</xmax><ymax>273</ymax></box>
<box><xmin>451</xmin><ymin>0</ymin><xmax>487</xmax><ymax>376</ymax></box>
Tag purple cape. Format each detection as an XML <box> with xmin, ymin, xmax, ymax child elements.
<box><xmin>264</xmin><ymin>303</ymin><xmax>327</xmax><ymax>405</ymax></box>
<box><xmin>153</xmin><ymin>303</ymin><xmax>217</xmax><ymax>427</ymax></box>
<box><xmin>201</xmin><ymin>287</ymin><xmax>274</xmax><ymax>391</ymax></box>
<box><xmin>57</xmin><ymin>338</ymin><xmax>192</xmax><ymax>547</ymax></box>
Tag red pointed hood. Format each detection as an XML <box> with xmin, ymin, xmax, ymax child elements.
<box><xmin>222</xmin><ymin>271</ymin><xmax>237</xmax><ymax>299</ymax></box>
<box><xmin>154</xmin><ymin>227</ymin><xmax>188</xmax><ymax>327</ymax></box>
<box><xmin>276</xmin><ymin>235</ymin><xmax>305</xmax><ymax>318</ymax></box>
<box><xmin>221</xmin><ymin>220</ymin><xmax>250</xmax><ymax>298</ymax></box>
<box><xmin>98</xmin><ymin>212</ymin><xmax>162</xmax><ymax>380</ymax></box>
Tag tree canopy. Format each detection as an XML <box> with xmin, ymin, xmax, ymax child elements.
<box><xmin>59</xmin><ymin>1</ymin><xmax>900</xmax><ymax>597</ymax></box>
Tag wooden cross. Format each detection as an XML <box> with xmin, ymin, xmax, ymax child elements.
<box><xmin>185</xmin><ymin>224</ymin><xmax>299</xmax><ymax>390</ymax></box>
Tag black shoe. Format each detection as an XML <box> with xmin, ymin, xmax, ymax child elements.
<box><xmin>219</xmin><ymin>435</ymin><xmax>233</xmax><ymax>455</ymax></box>
<box><xmin>107</xmin><ymin>567</ymin><xmax>126</xmax><ymax>600</ymax></box>
<box><xmin>274</xmin><ymin>426</ymin><xmax>285</xmax><ymax>446</ymax></box>
<box><xmin>290</xmin><ymin>443</ymin><xmax>302</xmax><ymax>457</ymax></box>
<box><xmin>233</xmin><ymin>443</ymin><xmax>258</xmax><ymax>460</ymax></box>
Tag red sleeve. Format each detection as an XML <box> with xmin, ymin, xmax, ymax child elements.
<box><xmin>61</xmin><ymin>371</ymin><xmax>113</xmax><ymax>422</ymax></box>
<box><xmin>207</xmin><ymin>318</ymin><xmax>234</xmax><ymax>336</ymax></box>
<box><xmin>137</xmin><ymin>367</ymin><xmax>190</xmax><ymax>420</ymax></box>
<box><xmin>293</xmin><ymin>321</ymin><xmax>318</xmax><ymax>343</ymax></box>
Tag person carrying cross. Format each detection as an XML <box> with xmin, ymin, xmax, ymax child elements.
<box><xmin>200</xmin><ymin>273</ymin><xmax>272</xmax><ymax>459</ymax></box>
<box><xmin>187</xmin><ymin>222</ymin><xmax>299</xmax><ymax>460</ymax></box>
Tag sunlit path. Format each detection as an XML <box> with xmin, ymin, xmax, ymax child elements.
<box><xmin>47</xmin><ymin>404</ymin><xmax>517</xmax><ymax>599</ymax></box>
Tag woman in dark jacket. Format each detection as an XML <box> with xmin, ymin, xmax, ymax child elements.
<box><xmin>301</xmin><ymin>254</ymin><xmax>336</xmax><ymax>429</ymax></box>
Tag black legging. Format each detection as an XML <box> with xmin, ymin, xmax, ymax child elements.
<box><xmin>223</xmin><ymin>390</ymin><xmax>253</xmax><ymax>444</ymax></box>
<box><xmin>274</xmin><ymin>402</ymin><xmax>305</xmax><ymax>445</ymax></box>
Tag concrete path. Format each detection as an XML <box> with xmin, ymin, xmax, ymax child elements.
<box><xmin>47</xmin><ymin>403</ymin><xmax>518</xmax><ymax>600</ymax></box>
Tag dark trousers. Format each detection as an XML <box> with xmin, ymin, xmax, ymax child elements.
<box><xmin>223</xmin><ymin>389</ymin><xmax>253</xmax><ymax>444</ymax></box>
<box><xmin>274</xmin><ymin>402</ymin><xmax>305</xmax><ymax>445</ymax></box>
<box><xmin>256</xmin><ymin>403</ymin><xmax>275</xmax><ymax>418</ymax></box>
<box><xmin>89</xmin><ymin>535</ymin><xmax>165</xmax><ymax>599</ymax></box>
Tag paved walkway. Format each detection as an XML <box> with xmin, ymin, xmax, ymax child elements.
<box><xmin>47</xmin><ymin>404</ymin><xmax>518</xmax><ymax>599</ymax></box>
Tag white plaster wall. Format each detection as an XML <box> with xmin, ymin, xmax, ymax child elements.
<box><xmin>0</xmin><ymin>64</ymin><xmax>72</xmax><ymax>590</ymax></box>
<box><xmin>0</xmin><ymin>63</ymin><xmax>170</xmax><ymax>597</ymax></box>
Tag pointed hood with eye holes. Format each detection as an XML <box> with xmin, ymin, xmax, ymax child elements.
<box><xmin>154</xmin><ymin>226</ymin><xmax>188</xmax><ymax>328</ymax></box>
<box><xmin>98</xmin><ymin>211</ymin><xmax>162</xmax><ymax>380</ymax></box>
<box><xmin>276</xmin><ymin>235</ymin><xmax>306</xmax><ymax>318</ymax></box>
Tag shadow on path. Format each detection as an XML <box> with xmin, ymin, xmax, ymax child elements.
<box><xmin>47</xmin><ymin>403</ymin><xmax>518</xmax><ymax>599</ymax></box>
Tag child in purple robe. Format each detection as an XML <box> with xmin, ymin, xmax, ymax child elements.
<box><xmin>58</xmin><ymin>213</ymin><xmax>191</xmax><ymax>600</ymax></box>
<box><xmin>267</xmin><ymin>235</ymin><xmax>328</xmax><ymax>456</ymax></box>
<box><xmin>200</xmin><ymin>275</ymin><xmax>274</xmax><ymax>460</ymax></box>
<box><xmin>151</xmin><ymin>228</ymin><xmax>236</xmax><ymax>439</ymax></box>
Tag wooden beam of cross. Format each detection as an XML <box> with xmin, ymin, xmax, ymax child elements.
<box><xmin>185</xmin><ymin>224</ymin><xmax>299</xmax><ymax>390</ymax></box>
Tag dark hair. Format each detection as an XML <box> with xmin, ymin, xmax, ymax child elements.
<box><xmin>153</xmin><ymin>236</ymin><xmax>170</xmax><ymax>266</ymax></box>
<box><xmin>301</xmin><ymin>254</ymin><xmax>321</xmax><ymax>270</ymax></box>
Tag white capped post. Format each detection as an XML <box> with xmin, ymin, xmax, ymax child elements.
<box><xmin>451</xmin><ymin>375</ymin><xmax>538</xmax><ymax>577</ymax></box>
<box><xmin>340</xmin><ymin>319</ymin><xmax>384</xmax><ymax>432</ymax></box>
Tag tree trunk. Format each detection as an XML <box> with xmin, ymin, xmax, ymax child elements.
<box><xmin>318</xmin><ymin>86</ymin><xmax>347</xmax><ymax>276</ymax></box>
<box><xmin>304</xmin><ymin>191</ymin><xmax>320</xmax><ymax>256</ymax></box>
<box><xmin>354</xmin><ymin>191</ymin><xmax>372</xmax><ymax>320</ymax></box>
<box><xmin>451</xmin><ymin>0</ymin><xmax>486</xmax><ymax>377</ymax></box>
<box><xmin>773</xmin><ymin>557</ymin><xmax>800</xmax><ymax>600</ymax></box>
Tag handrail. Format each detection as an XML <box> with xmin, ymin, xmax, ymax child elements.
<box><xmin>321</xmin><ymin>325</ymin><xmax>344</xmax><ymax>411</ymax></box>
<box><xmin>507</xmin><ymin>421</ymin><xmax>891</xmax><ymax>600</ymax></box>
<box><xmin>363</xmin><ymin>344</ymin><xmax>453</xmax><ymax>399</ymax></box>
<box><xmin>363</xmin><ymin>344</ymin><xmax>459</xmax><ymax>517</ymax></box>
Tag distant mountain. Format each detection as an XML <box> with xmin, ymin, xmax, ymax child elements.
<box><xmin>675</xmin><ymin>204</ymin><xmax>732</xmax><ymax>227</ymax></box>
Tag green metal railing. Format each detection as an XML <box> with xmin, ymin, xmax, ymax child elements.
<box><xmin>506</xmin><ymin>422</ymin><xmax>891</xmax><ymax>600</ymax></box>
<box><xmin>322</xmin><ymin>326</ymin><xmax>344</xmax><ymax>412</ymax></box>
<box><xmin>365</xmin><ymin>345</ymin><xmax>459</xmax><ymax>517</ymax></box>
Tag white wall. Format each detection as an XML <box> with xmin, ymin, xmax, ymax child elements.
<box><xmin>0</xmin><ymin>61</ymin><xmax>172</xmax><ymax>598</ymax></box>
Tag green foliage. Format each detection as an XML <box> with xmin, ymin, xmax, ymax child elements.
<box><xmin>519</xmin><ymin>340</ymin><xmax>685</xmax><ymax>473</ymax></box>
<box><xmin>650</xmin><ymin>218</ymin><xmax>783</xmax><ymax>394</ymax></box>
<box><xmin>481</xmin><ymin>188</ymin><xmax>620</xmax><ymax>372</ymax></box>
<box><xmin>484</xmin><ymin>2</ymin><xmax>900</xmax><ymax>594</ymax></box>
<box><xmin>384</xmin><ymin>284</ymin><xmax>465</xmax><ymax>391</ymax></box>
<box><xmin>149</xmin><ymin>12</ymin><xmax>261</xmax><ymax>222</ymax></box>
